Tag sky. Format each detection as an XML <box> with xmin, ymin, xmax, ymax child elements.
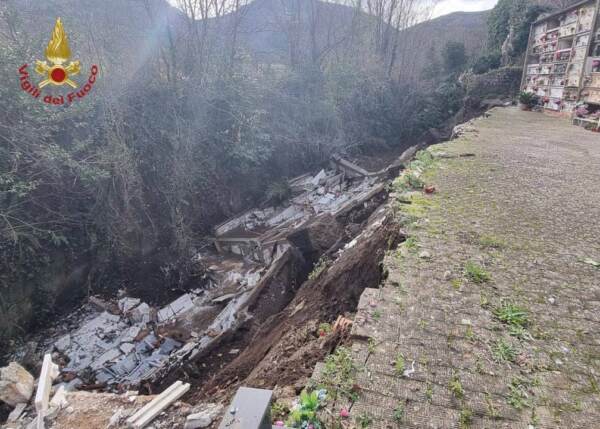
<box><xmin>432</xmin><ymin>0</ymin><xmax>498</xmax><ymax>18</ymax></box>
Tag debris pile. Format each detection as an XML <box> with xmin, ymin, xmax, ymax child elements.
<box><xmin>48</xmin><ymin>255</ymin><xmax>264</xmax><ymax>390</ymax></box>
<box><xmin>3</xmin><ymin>155</ymin><xmax>393</xmax><ymax>428</ymax></box>
<box><xmin>214</xmin><ymin>156</ymin><xmax>385</xmax><ymax>264</ymax></box>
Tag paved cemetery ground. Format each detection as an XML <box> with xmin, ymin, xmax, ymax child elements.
<box><xmin>328</xmin><ymin>107</ymin><xmax>600</xmax><ymax>428</ymax></box>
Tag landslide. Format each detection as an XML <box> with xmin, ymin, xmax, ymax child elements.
<box><xmin>194</xmin><ymin>204</ymin><xmax>402</xmax><ymax>401</ymax></box>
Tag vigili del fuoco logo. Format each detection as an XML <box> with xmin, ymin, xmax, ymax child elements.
<box><xmin>18</xmin><ymin>18</ymin><xmax>99</xmax><ymax>106</ymax></box>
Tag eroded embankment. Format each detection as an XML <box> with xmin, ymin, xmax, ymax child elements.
<box><xmin>184</xmin><ymin>202</ymin><xmax>402</xmax><ymax>402</ymax></box>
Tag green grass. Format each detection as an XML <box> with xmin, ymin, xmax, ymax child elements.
<box><xmin>394</xmin><ymin>353</ymin><xmax>406</xmax><ymax>376</ymax></box>
<box><xmin>493</xmin><ymin>302</ymin><xmax>529</xmax><ymax>328</ymax></box>
<box><xmin>308</xmin><ymin>256</ymin><xmax>328</xmax><ymax>280</ymax></box>
<box><xmin>492</xmin><ymin>338</ymin><xmax>517</xmax><ymax>362</ymax></box>
<box><xmin>372</xmin><ymin>309</ymin><xmax>382</xmax><ymax>321</ymax></box>
<box><xmin>320</xmin><ymin>347</ymin><xmax>359</xmax><ymax>401</ymax></box>
<box><xmin>356</xmin><ymin>412</ymin><xmax>373</xmax><ymax>428</ymax></box>
<box><xmin>414</xmin><ymin>149</ymin><xmax>435</xmax><ymax>168</ymax></box>
<box><xmin>507</xmin><ymin>378</ymin><xmax>532</xmax><ymax>409</ymax></box>
<box><xmin>451</xmin><ymin>278</ymin><xmax>462</xmax><ymax>290</ymax></box>
<box><xmin>425</xmin><ymin>383</ymin><xmax>433</xmax><ymax>401</ymax></box>
<box><xmin>393</xmin><ymin>404</ymin><xmax>405</xmax><ymax>423</ymax></box>
<box><xmin>449</xmin><ymin>373</ymin><xmax>464</xmax><ymax>399</ymax></box>
<box><xmin>404</xmin><ymin>236</ymin><xmax>418</xmax><ymax>252</ymax></box>
<box><xmin>271</xmin><ymin>401</ymin><xmax>289</xmax><ymax>422</ymax></box>
<box><xmin>368</xmin><ymin>337</ymin><xmax>376</xmax><ymax>353</ymax></box>
<box><xmin>459</xmin><ymin>407</ymin><xmax>473</xmax><ymax>428</ymax></box>
<box><xmin>393</xmin><ymin>171</ymin><xmax>425</xmax><ymax>192</ymax></box>
<box><xmin>465</xmin><ymin>325</ymin><xmax>475</xmax><ymax>341</ymax></box>
<box><xmin>478</xmin><ymin>234</ymin><xmax>505</xmax><ymax>249</ymax></box>
<box><xmin>464</xmin><ymin>261</ymin><xmax>491</xmax><ymax>283</ymax></box>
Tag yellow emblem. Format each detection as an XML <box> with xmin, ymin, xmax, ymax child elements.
<box><xmin>35</xmin><ymin>18</ymin><xmax>80</xmax><ymax>88</ymax></box>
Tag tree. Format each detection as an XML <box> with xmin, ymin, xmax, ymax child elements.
<box><xmin>442</xmin><ymin>41</ymin><xmax>467</xmax><ymax>74</ymax></box>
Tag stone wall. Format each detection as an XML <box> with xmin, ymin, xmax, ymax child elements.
<box><xmin>463</xmin><ymin>66</ymin><xmax>523</xmax><ymax>100</ymax></box>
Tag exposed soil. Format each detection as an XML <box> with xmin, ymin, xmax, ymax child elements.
<box><xmin>187</xmin><ymin>203</ymin><xmax>403</xmax><ymax>404</ymax></box>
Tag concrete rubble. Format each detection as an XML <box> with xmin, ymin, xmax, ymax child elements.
<box><xmin>1</xmin><ymin>387</ymin><xmax>221</xmax><ymax>429</ymax></box>
<box><xmin>3</xmin><ymin>155</ymin><xmax>391</xmax><ymax>429</ymax></box>
<box><xmin>214</xmin><ymin>155</ymin><xmax>386</xmax><ymax>264</ymax></box>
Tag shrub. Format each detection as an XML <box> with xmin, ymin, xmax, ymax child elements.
<box><xmin>519</xmin><ymin>91</ymin><xmax>539</xmax><ymax>108</ymax></box>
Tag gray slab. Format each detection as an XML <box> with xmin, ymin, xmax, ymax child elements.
<box><xmin>218</xmin><ymin>387</ymin><xmax>272</xmax><ymax>429</ymax></box>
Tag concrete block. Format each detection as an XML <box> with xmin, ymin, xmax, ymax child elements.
<box><xmin>126</xmin><ymin>380</ymin><xmax>190</xmax><ymax>428</ymax></box>
<box><xmin>34</xmin><ymin>354</ymin><xmax>59</xmax><ymax>429</ymax></box>
<box><xmin>218</xmin><ymin>387</ymin><xmax>272</xmax><ymax>429</ymax></box>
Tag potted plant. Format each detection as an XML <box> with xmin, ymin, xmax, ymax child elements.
<box><xmin>518</xmin><ymin>91</ymin><xmax>539</xmax><ymax>111</ymax></box>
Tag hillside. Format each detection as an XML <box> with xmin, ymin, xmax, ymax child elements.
<box><xmin>206</xmin><ymin>1</ymin><xmax>490</xmax><ymax>76</ymax></box>
<box><xmin>395</xmin><ymin>11</ymin><xmax>490</xmax><ymax>80</ymax></box>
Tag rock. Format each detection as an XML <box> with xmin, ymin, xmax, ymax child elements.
<box><xmin>443</xmin><ymin>270</ymin><xmax>452</xmax><ymax>280</ymax></box>
<box><xmin>184</xmin><ymin>404</ymin><xmax>224</xmax><ymax>429</ymax></box>
<box><xmin>0</xmin><ymin>362</ymin><xmax>34</xmax><ymax>406</ymax></box>
<box><xmin>418</xmin><ymin>250</ymin><xmax>431</xmax><ymax>259</ymax></box>
<box><xmin>107</xmin><ymin>407</ymin><xmax>124</xmax><ymax>428</ymax></box>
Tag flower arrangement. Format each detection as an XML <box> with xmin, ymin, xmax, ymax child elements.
<box><xmin>575</xmin><ymin>105</ymin><xmax>590</xmax><ymax>117</ymax></box>
<box><xmin>285</xmin><ymin>389</ymin><xmax>327</xmax><ymax>429</ymax></box>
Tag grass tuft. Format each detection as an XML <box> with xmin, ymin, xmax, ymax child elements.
<box><xmin>394</xmin><ymin>353</ymin><xmax>406</xmax><ymax>375</ymax></box>
<box><xmin>464</xmin><ymin>261</ymin><xmax>490</xmax><ymax>283</ymax></box>
<box><xmin>493</xmin><ymin>301</ymin><xmax>529</xmax><ymax>328</ymax></box>
<box><xmin>492</xmin><ymin>338</ymin><xmax>517</xmax><ymax>362</ymax></box>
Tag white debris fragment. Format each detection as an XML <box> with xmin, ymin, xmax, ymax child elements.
<box><xmin>418</xmin><ymin>250</ymin><xmax>431</xmax><ymax>259</ymax></box>
<box><xmin>131</xmin><ymin>303</ymin><xmax>152</xmax><ymax>324</ymax></box>
<box><xmin>118</xmin><ymin>297</ymin><xmax>141</xmax><ymax>313</ymax></box>
<box><xmin>127</xmin><ymin>380</ymin><xmax>191</xmax><ymax>429</ymax></box>
<box><xmin>49</xmin><ymin>385</ymin><xmax>68</xmax><ymax>409</ymax></box>
<box><xmin>157</xmin><ymin>294</ymin><xmax>195</xmax><ymax>323</ymax></box>
<box><xmin>34</xmin><ymin>354</ymin><xmax>60</xmax><ymax>429</ymax></box>
<box><xmin>7</xmin><ymin>402</ymin><xmax>27</xmax><ymax>422</ymax></box>
<box><xmin>184</xmin><ymin>404</ymin><xmax>224</xmax><ymax>429</ymax></box>
<box><xmin>107</xmin><ymin>407</ymin><xmax>125</xmax><ymax>428</ymax></box>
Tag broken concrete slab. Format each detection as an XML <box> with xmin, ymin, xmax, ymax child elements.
<box><xmin>54</xmin><ymin>334</ymin><xmax>71</xmax><ymax>353</ymax></box>
<box><xmin>126</xmin><ymin>380</ymin><xmax>190</xmax><ymax>428</ymax></box>
<box><xmin>157</xmin><ymin>294</ymin><xmax>195</xmax><ymax>323</ymax></box>
<box><xmin>331</xmin><ymin>154</ymin><xmax>371</xmax><ymax>178</ymax></box>
<box><xmin>211</xmin><ymin>293</ymin><xmax>236</xmax><ymax>304</ymax></box>
<box><xmin>130</xmin><ymin>303</ymin><xmax>152</xmax><ymax>324</ymax></box>
<box><xmin>90</xmin><ymin>348</ymin><xmax>122</xmax><ymax>371</ymax></box>
<box><xmin>34</xmin><ymin>354</ymin><xmax>59</xmax><ymax>429</ymax></box>
<box><xmin>0</xmin><ymin>362</ymin><xmax>34</xmax><ymax>407</ymax></box>
<box><xmin>7</xmin><ymin>402</ymin><xmax>27</xmax><ymax>422</ymax></box>
<box><xmin>119</xmin><ymin>297</ymin><xmax>141</xmax><ymax>313</ymax></box>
